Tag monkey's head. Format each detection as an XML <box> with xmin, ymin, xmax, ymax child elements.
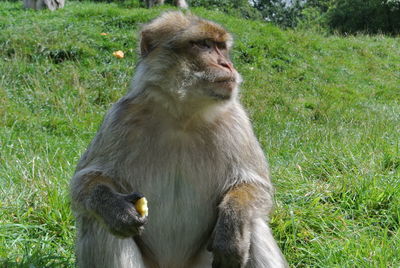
<box><xmin>134</xmin><ymin>12</ymin><xmax>241</xmax><ymax>104</ymax></box>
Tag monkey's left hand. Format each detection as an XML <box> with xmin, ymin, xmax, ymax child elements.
<box><xmin>207</xmin><ymin>209</ymin><xmax>251</xmax><ymax>268</ymax></box>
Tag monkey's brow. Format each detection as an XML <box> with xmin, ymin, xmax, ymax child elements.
<box><xmin>215</xmin><ymin>42</ymin><xmax>227</xmax><ymax>49</ymax></box>
<box><xmin>190</xmin><ymin>39</ymin><xmax>227</xmax><ymax>47</ymax></box>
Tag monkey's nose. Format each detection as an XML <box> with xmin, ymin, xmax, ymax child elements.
<box><xmin>218</xmin><ymin>60</ymin><xmax>234</xmax><ymax>72</ymax></box>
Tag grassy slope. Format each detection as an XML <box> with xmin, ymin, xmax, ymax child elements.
<box><xmin>0</xmin><ymin>1</ymin><xmax>399</xmax><ymax>267</ymax></box>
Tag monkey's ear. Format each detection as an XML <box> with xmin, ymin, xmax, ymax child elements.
<box><xmin>140</xmin><ymin>31</ymin><xmax>153</xmax><ymax>57</ymax></box>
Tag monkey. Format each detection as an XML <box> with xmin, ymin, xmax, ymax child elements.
<box><xmin>70</xmin><ymin>11</ymin><xmax>288</xmax><ymax>268</ymax></box>
<box><xmin>145</xmin><ymin>0</ymin><xmax>188</xmax><ymax>8</ymax></box>
<box><xmin>23</xmin><ymin>0</ymin><xmax>65</xmax><ymax>10</ymax></box>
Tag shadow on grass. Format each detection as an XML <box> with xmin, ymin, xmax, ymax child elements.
<box><xmin>0</xmin><ymin>254</ymin><xmax>74</xmax><ymax>268</ymax></box>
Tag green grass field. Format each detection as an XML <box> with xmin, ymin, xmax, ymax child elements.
<box><xmin>0</xmin><ymin>1</ymin><xmax>399</xmax><ymax>267</ymax></box>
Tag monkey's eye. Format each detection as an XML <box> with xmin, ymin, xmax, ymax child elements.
<box><xmin>191</xmin><ymin>39</ymin><xmax>213</xmax><ymax>49</ymax></box>
<box><xmin>216</xmin><ymin>42</ymin><xmax>227</xmax><ymax>50</ymax></box>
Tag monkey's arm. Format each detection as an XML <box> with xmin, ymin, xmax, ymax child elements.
<box><xmin>208</xmin><ymin>182</ymin><xmax>273</xmax><ymax>268</ymax></box>
<box><xmin>71</xmin><ymin>170</ymin><xmax>147</xmax><ymax>237</ymax></box>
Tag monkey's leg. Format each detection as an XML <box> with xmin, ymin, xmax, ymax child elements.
<box><xmin>175</xmin><ymin>0</ymin><xmax>188</xmax><ymax>8</ymax></box>
<box><xmin>23</xmin><ymin>0</ymin><xmax>35</xmax><ymax>9</ymax></box>
<box><xmin>35</xmin><ymin>0</ymin><xmax>46</xmax><ymax>9</ymax></box>
<box><xmin>76</xmin><ymin>217</ymin><xmax>146</xmax><ymax>268</ymax></box>
<box><xmin>147</xmin><ymin>0</ymin><xmax>163</xmax><ymax>7</ymax></box>
<box><xmin>43</xmin><ymin>0</ymin><xmax>56</xmax><ymax>10</ymax></box>
<box><xmin>246</xmin><ymin>218</ymin><xmax>288</xmax><ymax>268</ymax></box>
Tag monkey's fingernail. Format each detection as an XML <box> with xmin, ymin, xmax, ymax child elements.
<box><xmin>113</xmin><ymin>50</ymin><xmax>124</xmax><ymax>59</ymax></box>
<box><xmin>134</xmin><ymin>197</ymin><xmax>148</xmax><ymax>217</ymax></box>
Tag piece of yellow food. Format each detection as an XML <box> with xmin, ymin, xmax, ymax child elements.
<box><xmin>113</xmin><ymin>50</ymin><xmax>124</xmax><ymax>59</ymax></box>
<box><xmin>100</xmin><ymin>33</ymin><xmax>108</xmax><ymax>36</ymax></box>
<box><xmin>135</xmin><ymin>197</ymin><xmax>148</xmax><ymax>217</ymax></box>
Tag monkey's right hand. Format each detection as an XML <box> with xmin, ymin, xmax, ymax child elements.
<box><xmin>88</xmin><ymin>184</ymin><xmax>148</xmax><ymax>237</ymax></box>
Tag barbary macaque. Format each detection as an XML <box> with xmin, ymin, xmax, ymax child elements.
<box><xmin>23</xmin><ymin>0</ymin><xmax>65</xmax><ymax>10</ymax></box>
<box><xmin>70</xmin><ymin>11</ymin><xmax>287</xmax><ymax>268</ymax></box>
<box><xmin>145</xmin><ymin>0</ymin><xmax>188</xmax><ymax>8</ymax></box>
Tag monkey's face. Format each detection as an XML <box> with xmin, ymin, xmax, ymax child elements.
<box><xmin>179</xmin><ymin>38</ymin><xmax>241</xmax><ymax>101</ymax></box>
<box><xmin>138</xmin><ymin>12</ymin><xmax>242</xmax><ymax>104</ymax></box>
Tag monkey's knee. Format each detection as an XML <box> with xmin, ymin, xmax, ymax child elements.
<box><xmin>75</xmin><ymin>218</ymin><xmax>145</xmax><ymax>268</ymax></box>
<box><xmin>246</xmin><ymin>218</ymin><xmax>288</xmax><ymax>268</ymax></box>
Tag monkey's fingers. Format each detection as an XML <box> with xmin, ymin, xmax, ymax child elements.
<box><xmin>124</xmin><ymin>192</ymin><xmax>145</xmax><ymax>203</ymax></box>
<box><xmin>127</xmin><ymin>208</ymin><xmax>148</xmax><ymax>226</ymax></box>
<box><xmin>123</xmin><ymin>192</ymin><xmax>149</xmax><ymax>218</ymax></box>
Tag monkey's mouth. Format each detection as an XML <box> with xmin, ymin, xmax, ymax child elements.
<box><xmin>212</xmin><ymin>79</ymin><xmax>236</xmax><ymax>90</ymax></box>
<box><xmin>210</xmin><ymin>79</ymin><xmax>237</xmax><ymax>93</ymax></box>
<box><xmin>196</xmin><ymin>75</ymin><xmax>237</xmax><ymax>100</ymax></box>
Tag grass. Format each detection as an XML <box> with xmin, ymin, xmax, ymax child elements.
<box><xmin>0</xmin><ymin>1</ymin><xmax>399</xmax><ymax>267</ymax></box>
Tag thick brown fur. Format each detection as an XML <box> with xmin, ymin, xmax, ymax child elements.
<box><xmin>71</xmin><ymin>12</ymin><xmax>287</xmax><ymax>268</ymax></box>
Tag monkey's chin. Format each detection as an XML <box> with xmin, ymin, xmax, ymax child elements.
<box><xmin>208</xmin><ymin>81</ymin><xmax>236</xmax><ymax>101</ymax></box>
<box><xmin>209</xmin><ymin>92</ymin><xmax>232</xmax><ymax>101</ymax></box>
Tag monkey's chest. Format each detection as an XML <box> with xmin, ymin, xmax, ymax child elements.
<box><xmin>138</xmin><ymin>170</ymin><xmax>219</xmax><ymax>265</ymax></box>
<box><xmin>124</xmin><ymin>146</ymin><xmax>221</xmax><ymax>262</ymax></box>
<box><xmin>121</xmin><ymin>133</ymin><xmax>226</xmax><ymax>264</ymax></box>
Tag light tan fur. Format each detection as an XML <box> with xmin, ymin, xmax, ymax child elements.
<box><xmin>145</xmin><ymin>0</ymin><xmax>188</xmax><ymax>8</ymax></box>
<box><xmin>23</xmin><ymin>0</ymin><xmax>64</xmax><ymax>10</ymax></box>
<box><xmin>71</xmin><ymin>12</ymin><xmax>287</xmax><ymax>268</ymax></box>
